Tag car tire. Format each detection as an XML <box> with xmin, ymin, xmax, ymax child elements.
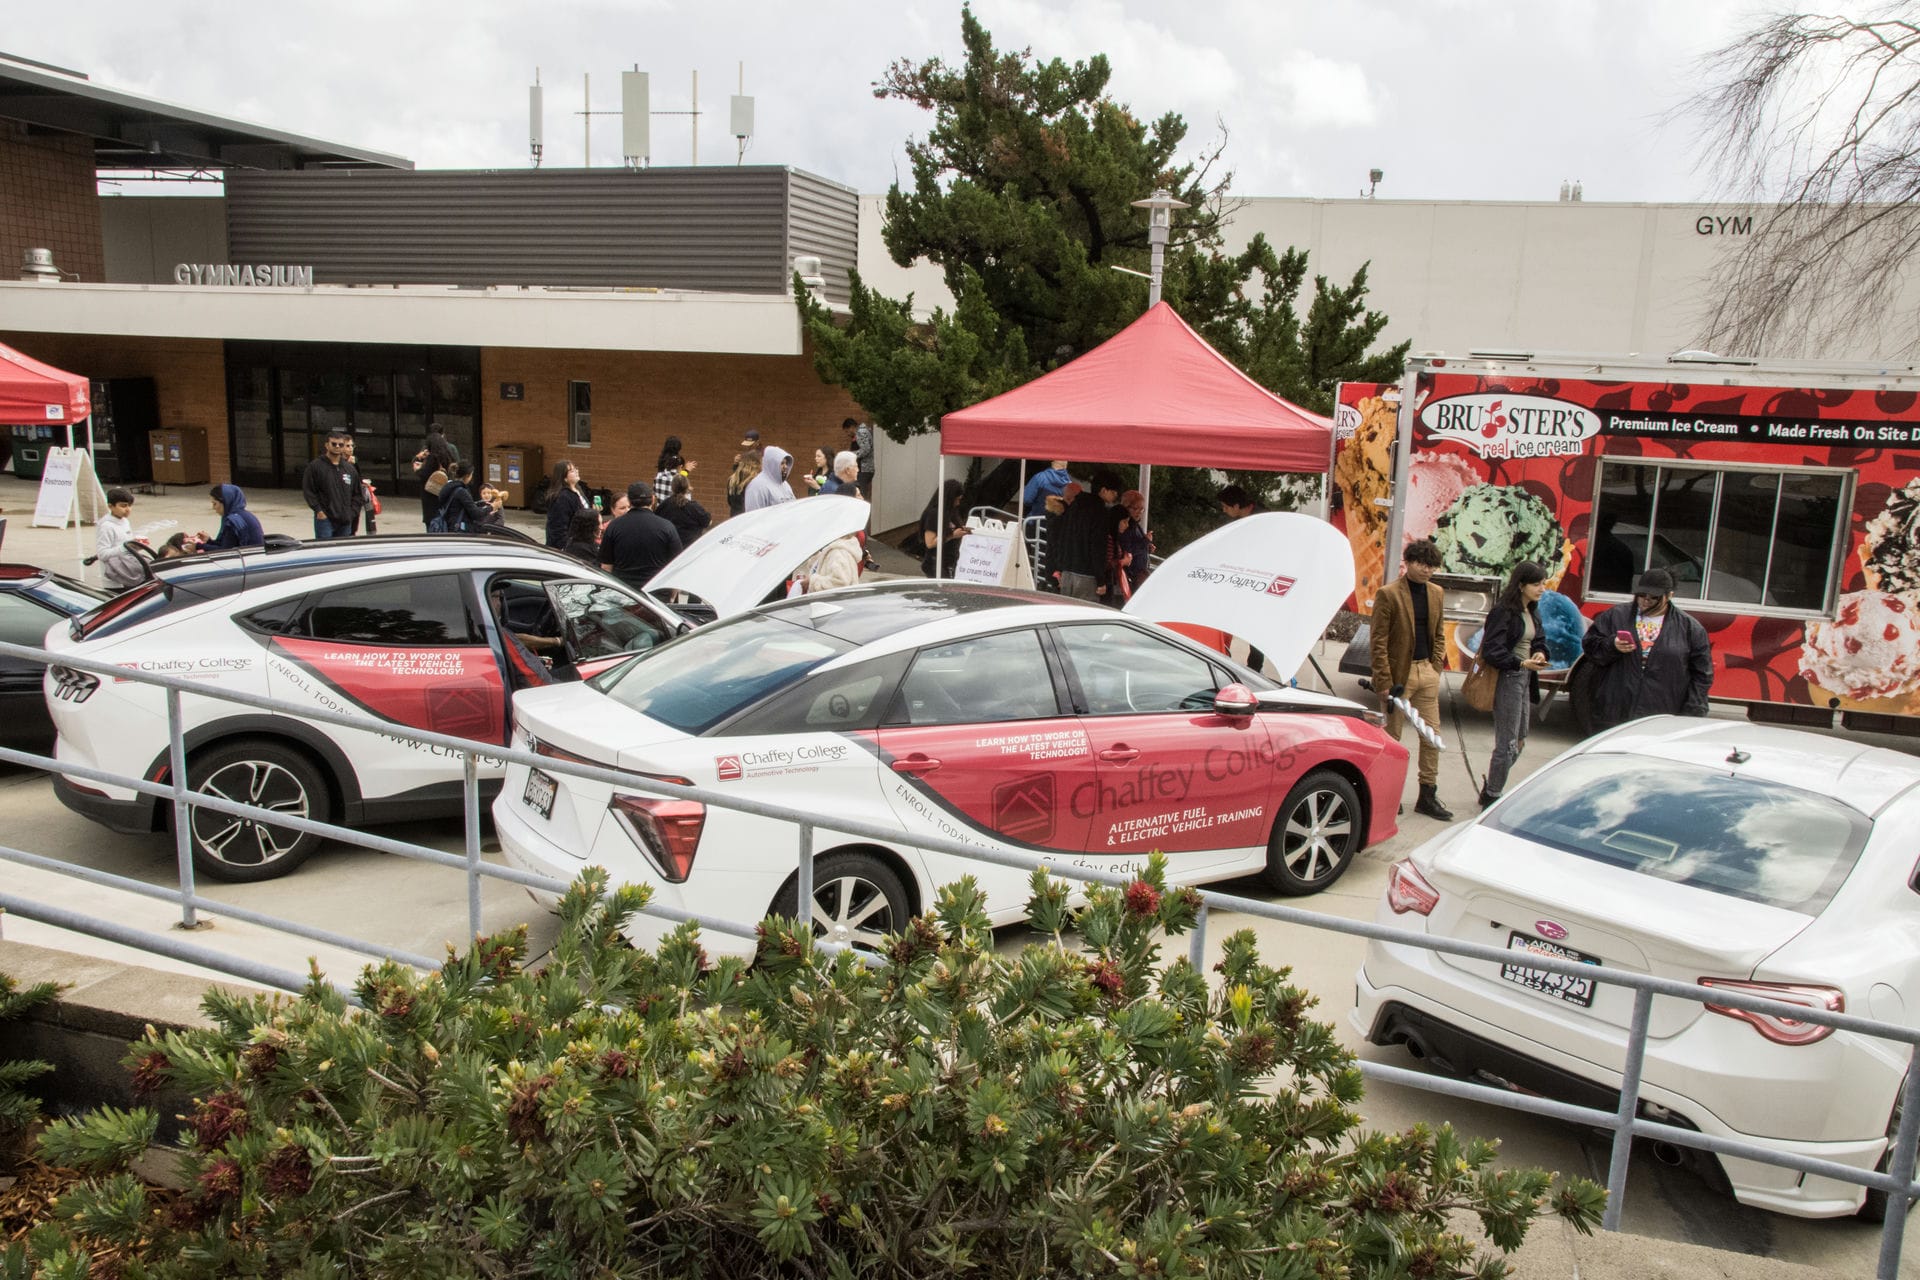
<box><xmin>184</xmin><ymin>739</ymin><xmax>332</xmax><ymax>883</ymax></box>
<box><xmin>1261</xmin><ymin>770</ymin><xmax>1362</xmax><ymax>896</ymax></box>
<box><xmin>772</xmin><ymin>851</ymin><xmax>911</xmax><ymax>953</ymax></box>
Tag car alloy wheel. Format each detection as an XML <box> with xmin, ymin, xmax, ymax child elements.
<box><xmin>186</xmin><ymin>739</ymin><xmax>331</xmax><ymax>882</ymax></box>
<box><xmin>1262</xmin><ymin>770</ymin><xmax>1362</xmax><ymax>896</ymax></box>
<box><xmin>774</xmin><ymin>851</ymin><xmax>911</xmax><ymax>953</ymax></box>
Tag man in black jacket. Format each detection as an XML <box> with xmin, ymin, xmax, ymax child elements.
<box><xmin>600</xmin><ymin>483</ymin><xmax>683</xmax><ymax>590</ymax></box>
<box><xmin>302</xmin><ymin>428</ymin><xmax>360</xmax><ymax>540</ymax></box>
<box><xmin>1052</xmin><ymin>470</ymin><xmax>1121</xmax><ymax>601</ymax></box>
<box><xmin>1579</xmin><ymin>567</ymin><xmax>1714</xmax><ymax>730</ymax></box>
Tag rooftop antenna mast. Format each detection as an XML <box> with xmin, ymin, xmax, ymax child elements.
<box><xmin>528</xmin><ymin>69</ymin><xmax>543</xmax><ymax>167</ymax></box>
<box><xmin>730</xmin><ymin>62</ymin><xmax>754</xmax><ymax>165</ymax></box>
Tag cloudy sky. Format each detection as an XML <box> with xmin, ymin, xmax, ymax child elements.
<box><xmin>13</xmin><ymin>0</ymin><xmax>1758</xmax><ymax>202</ymax></box>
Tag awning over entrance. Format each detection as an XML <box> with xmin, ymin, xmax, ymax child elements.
<box><xmin>0</xmin><ymin>341</ymin><xmax>88</xmax><ymax>426</ymax></box>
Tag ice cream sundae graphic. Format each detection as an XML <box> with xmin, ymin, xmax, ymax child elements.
<box><xmin>1800</xmin><ymin>590</ymin><xmax>1920</xmax><ymax>709</ymax></box>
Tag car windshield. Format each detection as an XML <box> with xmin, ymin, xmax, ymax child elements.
<box><xmin>589</xmin><ymin>612</ymin><xmax>856</xmax><ymax>734</ymax></box>
<box><xmin>1486</xmin><ymin>755</ymin><xmax>1869</xmax><ymax>913</ymax></box>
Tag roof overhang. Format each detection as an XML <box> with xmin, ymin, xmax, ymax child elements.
<box><xmin>0</xmin><ymin>52</ymin><xmax>410</xmax><ymax>172</ymax></box>
<box><xmin>0</xmin><ymin>281</ymin><xmax>804</xmax><ymax>355</ymax></box>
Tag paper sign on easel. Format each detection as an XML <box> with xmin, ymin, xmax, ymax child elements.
<box><xmin>31</xmin><ymin>448</ymin><xmax>110</xmax><ymax>529</ymax></box>
<box><xmin>953</xmin><ymin>516</ymin><xmax>1035</xmax><ymax>589</ymax></box>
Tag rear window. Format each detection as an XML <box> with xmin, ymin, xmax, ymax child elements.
<box><xmin>1487</xmin><ymin>755</ymin><xmax>1869</xmax><ymax>913</ymax></box>
<box><xmin>590</xmin><ymin>612</ymin><xmax>855</xmax><ymax>735</ymax></box>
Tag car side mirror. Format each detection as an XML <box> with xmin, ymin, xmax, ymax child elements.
<box><xmin>1214</xmin><ymin>683</ymin><xmax>1258</xmax><ymax>718</ymax></box>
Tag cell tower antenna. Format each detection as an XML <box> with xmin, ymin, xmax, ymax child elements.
<box><xmin>529</xmin><ymin>68</ymin><xmax>543</xmax><ymax>168</ymax></box>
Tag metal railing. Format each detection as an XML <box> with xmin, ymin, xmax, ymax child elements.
<box><xmin>3</xmin><ymin>636</ymin><xmax>1918</xmax><ymax>1276</ymax></box>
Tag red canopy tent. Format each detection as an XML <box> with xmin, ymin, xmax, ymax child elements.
<box><xmin>939</xmin><ymin>300</ymin><xmax>1332</xmax><ymax>471</ymax></box>
<box><xmin>0</xmin><ymin>342</ymin><xmax>89</xmax><ymax>428</ymax></box>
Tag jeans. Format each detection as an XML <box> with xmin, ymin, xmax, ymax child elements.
<box><xmin>312</xmin><ymin>515</ymin><xmax>352</xmax><ymax>540</ymax></box>
<box><xmin>1483</xmin><ymin>668</ymin><xmax>1531</xmax><ymax>798</ymax></box>
<box><xmin>1059</xmin><ymin>571</ymin><xmax>1099</xmax><ymax>601</ymax></box>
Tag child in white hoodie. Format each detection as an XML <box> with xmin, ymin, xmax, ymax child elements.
<box><xmin>94</xmin><ymin>487</ymin><xmax>147</xmax><ymax>590</ymax></box>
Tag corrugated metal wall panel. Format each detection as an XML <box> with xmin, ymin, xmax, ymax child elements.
<box><xmin>225</xmin><ymin>167</ymin><xmax>855</xmax><ymax>295</ymax></box>
<box><xmin>785</xmin><ymin>170</ymin><xmax>859</xmax><ymax>304</ymax></box>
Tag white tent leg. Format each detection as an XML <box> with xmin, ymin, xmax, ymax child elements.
<box><xmin>935</xmin><ymin>454</ymin><xmax>948</xmax><ymax>578</ymax></box>
<box><xmin>1139</xmin><ymin>463</ymin><xmax>1152</xmax><ymax>530</ymax></box>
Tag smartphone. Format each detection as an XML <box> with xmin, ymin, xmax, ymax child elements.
<box><xmin>1616</xmin><ymin>629</ymin><xmax>1634</xmax><ymax>645</ymax></box>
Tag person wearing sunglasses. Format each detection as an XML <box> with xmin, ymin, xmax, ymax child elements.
<box><xmin>1579</xmin><ymin>566</ymin><xmax>1714</xmax><ymax>732</ymax></box>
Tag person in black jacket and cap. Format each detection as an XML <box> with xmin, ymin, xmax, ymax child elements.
<box><xmin>1579</xmin><ymin>566</ymin><xmax>1714</xmax><ymax>731</ymax></box>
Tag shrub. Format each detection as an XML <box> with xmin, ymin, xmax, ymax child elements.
<box><xmin>9</xmin><ymin>856</ymin><xmax>1604</xmax><ymax>1277</ymax></box>
<box><xmin>0</xmin><ymin>971</ymin><xmax>60</xmax><ymax>1149</ymax></box>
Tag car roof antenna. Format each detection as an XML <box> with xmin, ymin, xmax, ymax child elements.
<box><xmin>1725</xmin><ymin>747</ymin><xmax>1751</xmax><ymax>765</ymax></box>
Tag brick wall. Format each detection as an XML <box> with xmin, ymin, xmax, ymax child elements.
<box><xmin>480</xmin><ymin>342</ymin><xmax>867</xmax><ymax>511</ymax></box>
<box><xmin>0</xmin><ymin>332</ymin><xmax>229</xmax><ymax>478</ymax></box>
<box><xmin>0</xmin><ymin>126</ymin><xmax>104</xmax><ymax>282</ymax></box>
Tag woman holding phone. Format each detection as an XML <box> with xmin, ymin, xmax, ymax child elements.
<box><xmin>1578</xmin><ymin>566</ymin><xmax>1715</xmax><ymax>733</ymax></box>
<box><xmin>1476</xmin><ymin>561</ymin><xmax>1550</xmax><ymax>808</ymax></box>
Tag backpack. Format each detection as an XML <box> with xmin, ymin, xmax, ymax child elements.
<box><xmin>428</xmin><ymin>486</ymin><xmax>467</xmax><ymax>534</ymax></box>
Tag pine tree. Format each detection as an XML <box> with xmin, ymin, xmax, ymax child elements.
<box><xmin>798</xmin><ymin>5</ymin><xmax>1409</xmax><ymax>549</ymax></box>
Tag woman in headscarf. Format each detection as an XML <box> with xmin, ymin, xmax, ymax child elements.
<box><xmin>204</xmin><ymin>484</ymin><xmax>265</xmax><ymax>550</ymax></box>
<box><xmin>919</xmin><ymin>479</ymin><xmax>967</xmax><ymax>578</ymax></box>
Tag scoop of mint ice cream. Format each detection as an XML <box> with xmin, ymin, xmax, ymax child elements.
<box><xmin>1432</xmin><ymin>483</ymin><xmax>1566</xmax><ymax>578</ymax></box>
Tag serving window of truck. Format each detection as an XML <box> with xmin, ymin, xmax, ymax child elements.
<box><xmin>1334</xmin><ymin>355</ymin><xmax>1920</xmax><ymax>727</ymax></box>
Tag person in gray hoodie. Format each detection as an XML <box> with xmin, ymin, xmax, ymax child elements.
<box><xmin>744</xmin><ymin>445</ymin><xmax>796</xmax><ymax>512</ymax></box>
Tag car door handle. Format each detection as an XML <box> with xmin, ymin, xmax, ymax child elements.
<box><xmin>1098</xmin><ymin>745</ymin><xmax>1140</xmax><ymax>765</ymax></box>
<box><xmin>891</xmin><ymin>754</ymin><xmax>941</xmax><ymax>775</ymax></box>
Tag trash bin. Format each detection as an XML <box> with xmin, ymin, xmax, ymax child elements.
<box><xmin>484</xmin><ymin>444</ymin><xmax>543</xmax><ymax>509</ymax></box>
<box><xmin>10</xmin><ymin>424</ymin><xmax>55</xmax><ymax>480</ymax></box>
<box><xmin>149</xmin><ymin>428</ymin><xmax>209</xmax><ymax>485</ymax></box>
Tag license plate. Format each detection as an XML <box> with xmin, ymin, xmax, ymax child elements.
<box><xmin>522</xmin><ymin>767</ymin><xmax>556</xmax><ymax>820</ymax></box>
<box><xmin>1500</xmin><ymin>931</ymin><xmax>1600</xmax><ymax>1007</ymax></box>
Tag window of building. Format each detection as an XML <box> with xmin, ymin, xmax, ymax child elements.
<box><xmin>1586</xmin><ymin>458</ymin><xmax>1849</xmax><ymax>615</ymax></box>
<box><xmin>568</xmin><ymin>380</ymin><xmax>592</xmax><ymax>447</ymax></box>
<box><xmin>300</xmin><ymin>575</ymin><xmax>480</xmax><ymax>645</ymax></box>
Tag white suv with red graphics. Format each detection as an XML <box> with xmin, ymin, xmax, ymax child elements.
<box><xmin>45</xmin><ymin>500</ymin><xmax>870</xmax><ymax>881</ymax></box>
<box><xmin>496</xmin><ymin>514</ymin><xmax>1411</xmax><ymax>955</ymax></box>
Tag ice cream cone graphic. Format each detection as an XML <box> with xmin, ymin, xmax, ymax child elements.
<box><xmin>1799</xmin><ymin>590</ymin><xmax>1920</xmax><ymax>714</ymax></box>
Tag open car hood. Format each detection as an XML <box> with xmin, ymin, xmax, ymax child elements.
<box><xmin>646</xmin><ymin>495</ymin><xmax>870</xmax><ymax>618</ymax></box>
<box><xmin>1124</xmin><ymin>512</ymin><xmax>1352</xmax><ymax>682</ymax></box>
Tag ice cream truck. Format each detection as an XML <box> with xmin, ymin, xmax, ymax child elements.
<box><xmin>1332</xmin><ymin>351</ymin><xmax>1920</xmax><ymax>734</ymax></box>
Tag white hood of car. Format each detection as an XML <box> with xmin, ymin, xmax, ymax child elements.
<box><xmin>647</xmin><ymin>495</ymin><xmax>870</xmax><ymax>618</ymax></box>
<box><xmin>1125</xmin><ymin>512</ymin><xmax>1352</xmax><ymax>682</ymax></box>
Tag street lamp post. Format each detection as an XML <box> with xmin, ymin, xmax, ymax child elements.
<box><xmin>1129</xmin><ymin>188</ymin><xmax>1188</xmax><ymax>530</ymax></box>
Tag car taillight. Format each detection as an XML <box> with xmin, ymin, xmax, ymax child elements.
<box><xmin>1698</xmin><ymin>979</ymin><xmax>1845</xmax><ymax>1046</ymax></box>
<box><xmin>530</xmin><ymin>735</ymin><xmax>597</xmax><ymax>767</ymax></box>
<box><xmin>609</xmin><ymin>794</ymin><xmax>705</xmax><ymax>883</ymax></box>
<box><xmin>1385</xmin><ymin>859</ymin><xmax>1440</xmax><ymax>916</ymax></box>
<box><xmin>49</xmin><ymin>665</ymin><xmax>99</xmax><ymax>703</ymax></box>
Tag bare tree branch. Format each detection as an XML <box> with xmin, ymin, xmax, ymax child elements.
<box><xmin>1682</xmin><ymin>7</ymin><xmax>1920</xmax><ymax>356</ymax></box>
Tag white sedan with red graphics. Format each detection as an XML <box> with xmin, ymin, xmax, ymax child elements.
<box><xmin>44</xmin><ymin>499</ymin><xmax>870</xmax><ymax>882</ymax></box>
<box><xmin>495</xmin><ymin>514</ymin><xmax>1410</xmax><ymax>955</ymax></box>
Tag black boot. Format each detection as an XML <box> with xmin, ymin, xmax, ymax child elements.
<box><xmin>1415</xmin><ymin>784</ymin><xmax>1454</xmax><ymax>821</ymax></box>
<box><xmin>1478</xmin><ymin>788</ymin><xmax>1498</xmax><ymax>810</ymax></box>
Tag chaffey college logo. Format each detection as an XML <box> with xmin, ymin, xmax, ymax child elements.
<box><xmin>715</xmin><ymin>755</ymin><xmax>743</xmax><ymax>781</ymax></box>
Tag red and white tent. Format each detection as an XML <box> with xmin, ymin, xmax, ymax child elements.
<box><xmin>939</xmin><ymin>301</ymin><xmax>1332</xmax><ymax>472</ymax></box>
<box><xmin>0</xmin><ymin>342</ymin><xmax>88</xmax><ymax>427</ymax></box>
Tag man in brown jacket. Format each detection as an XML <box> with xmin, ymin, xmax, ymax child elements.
<box><xmin>1370</xmin><ymin>538</ymin><xmax>1453</xmax><ymax>820</ymax></box>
